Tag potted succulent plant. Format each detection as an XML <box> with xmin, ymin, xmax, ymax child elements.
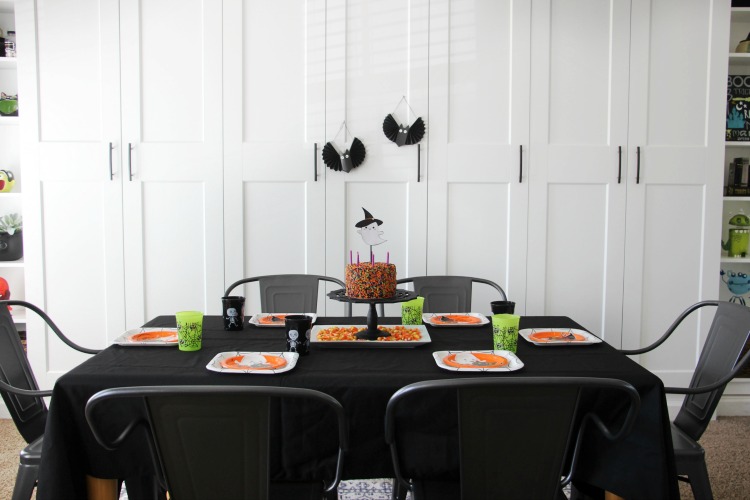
<box><xmin>0</xmin><ymin>213</ymin><xmax>23</xmax><ymax>261</ymax></box>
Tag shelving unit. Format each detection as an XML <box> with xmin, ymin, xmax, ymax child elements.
<box><xmin>0</xmin><ymin>0</ymin><xmax>23</xmax><ymax>328</ymax></box>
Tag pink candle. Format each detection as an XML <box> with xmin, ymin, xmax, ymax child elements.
<box><xmin>350</xmin><ymin>250</ymin><xmax>352</xmax><ymax>265</ymax></box>
<box><xmin>371</xmin><ymin>251</ymin><xmax>374</xmax><ymax>265</ymax></box>
<box><xmin>357</xmin><ymin>252</ymin><xmax>360</xmax><ymax>265</ymax></box>
<box><xmin>387</xmin><ymin>251</ymin><xmax>390</xmax><ymax>265</ymax></box>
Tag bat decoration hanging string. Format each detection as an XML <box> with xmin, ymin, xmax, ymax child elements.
<box><xmin>383</xmin><ymin>96</ymin><xmax>425</xmax><ymax>147</ymax></box>
<box><xmin>321</xmin><ymin>120</ymin><xmax>366</xmax><ymax>173</ymax></box>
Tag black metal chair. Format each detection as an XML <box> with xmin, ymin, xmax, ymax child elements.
<box><xmin>379</xmin><ymin>275</ymin><xmax>507</xmax><ymax>316</ymax></box>
<box><xmin>385</xmin><ymin>376</ymin><xmax>640</xmax><ymax>500</ymax></box>
<box><xmin>0</xmin><ymin>300</ymin><xmax>100</xmax><ymax>500</ymax></box>
<box><xmin>86</xmin><ymin>385</ymin><xmax>349</xmax><ymax>500</ymax></box>
<box><xmin>620</xmin><ymin>300</ymin><xmax>750</xmax><ymax>500</ymax></box>
<box><xmin>225</xmin><ymin>274</ymin><xmax>352</xmax><ymax>316</ymax></box>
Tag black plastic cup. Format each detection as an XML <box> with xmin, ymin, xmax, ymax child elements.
<box><xmin>284</xmin><ymin>314</ymin><xmax>312</xmax><ymax>356</ymax></box>
<box><xmin>491</xmin><ymin>301</ymin><xmax>516</xmax><ymax>315</ymax></box>
<box><xmin>221</xmin><ymin>296</ymin><xmax>245</xmax><ymax>331</ymax></box>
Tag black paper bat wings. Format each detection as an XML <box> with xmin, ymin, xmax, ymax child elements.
<box><xmin>322</xmin><ymin>138</ymin><xmax>366</xmax><ymax>173</ymax></box>
<box><xmin>383</xmin><ymin>114</ymin><xmax>425</xmax><ymax>146</ymax></box>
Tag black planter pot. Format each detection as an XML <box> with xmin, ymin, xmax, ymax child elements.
<box><xmin>0</xmin><ymin>231</ymin><xmax>23</xmax><ymax>261</ymax></box>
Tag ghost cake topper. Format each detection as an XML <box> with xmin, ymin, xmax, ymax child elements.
<box><xmin>322</xmin><ymin>121</ymin><xmax>366</xmax><ymax>173</ymax></box>
<box><xmin>355</xmin><ymin>207</ymin><xmax>387</xmax><ymax>264</ymax></box>
<box><xmin>383</xmin><ymin>96</ymin><xmax>425</xmax><ymax>147</ymax></box>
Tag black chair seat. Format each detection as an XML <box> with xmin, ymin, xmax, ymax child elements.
<box><xmin>671</xmin><ymin>424</ymin><xmax>705</xmax><ymax>463</ymax></box>
<box><xmin>19</xmin><ymin>435</ymin><xmax>43</xmax><ymax>465</ymax></box>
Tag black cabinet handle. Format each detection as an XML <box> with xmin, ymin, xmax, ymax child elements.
<box><xmin>417</xmin><ymin>144</ymin><xmax>421</xmax><ymax>182</ymax></box>
<box><xmin>314</xmin><ymin>143</ymin><xmax>318</xmax><ymax>182</ymax></box>
<box><xmin>618</xmin><ymin>146</ymin><xmax>622</xmax><ymax>184</ymax></box>
<box><xmin>519</xmin><ymin>145</ymin><xmax>523</xmax><ymax>183</ymax></box>
<box><xmin>636</xmin><ymin>146</ymin><xmax>641</xmax><ymax>184</ymax></box>
<box><xmin>108</xmin><ymin>142</ymin><xmax>114</xmax><ymax>180</ymax></box>
<box><xmin>128</xmin><ymin>143</ymin><xmax>133</xmax><ymax>181</ymax></box>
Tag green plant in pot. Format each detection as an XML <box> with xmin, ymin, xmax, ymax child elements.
<box><xmin>0</xmin><ymin>213</ymin><xmax>23</xmax><ymax>261</ymax></box>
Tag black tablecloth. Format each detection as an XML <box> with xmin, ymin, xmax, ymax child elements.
<box><xmin>37</xmin><ymin>316</ymin><xmax>678</xmax><ymax>499</ymax></box>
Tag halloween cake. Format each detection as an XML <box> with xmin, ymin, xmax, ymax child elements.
<box><xmin>345</xmin><ymin>262</ymin><xmax>397</xmax><ymax>299</ymax></box>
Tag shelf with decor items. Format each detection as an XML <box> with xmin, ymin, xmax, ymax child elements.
<box><xmin>0</xmin><ymin>0</ymin><xmax>22</xmax><ymax>331</ymax></box>
<box><xmin>720</xmin><ymin>6</ymin><xmax>750</xmax><ymax>412</ymax></box>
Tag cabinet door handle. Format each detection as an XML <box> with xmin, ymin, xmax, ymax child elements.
<box><xmin>618</xmin><ymin>146</ymin><xmax>622</xmax><ymax>184</ymax></box>
<box><xmin>108</xmin><ymin>142</ymin><xmax>114</xmax><ymax>180</ymax></box>
<box><xmin>636</xmin><ymin>146</ymin><xmax>641</xmax><ymax>184</ymax></box>
<box><xmin>128</xmin><ymin>143</ymin><xmax>134</xmax><ymax>181</ymax></box>
<box><xmin>519</xmin><ymin>145</ymin><xmax>523</xmax><ymax>183</ymax></box>
<box><xmin>314</xmin><ymin>143</ymin><xmax>318</xmax><ymax>182</ymax></box>
<box><xmin>418</xmin><ymin>144</ymin><xmax>421</xmax><ymax>182</ymax></box>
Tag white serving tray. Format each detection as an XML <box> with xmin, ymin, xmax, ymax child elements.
<box><xmin>310</xmin><ymin>324</ymin><xmax>430</xmax><ymax>348</ymax></box>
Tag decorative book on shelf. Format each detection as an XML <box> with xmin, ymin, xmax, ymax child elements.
<box><xmin>727</xmin><ymin>75</ymin><xmax>750</xmax><ymax>141</ymax></box>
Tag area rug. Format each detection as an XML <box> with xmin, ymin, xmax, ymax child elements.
<box><xmin>338</xmin><ymin>478</ymin><xmax>405</xmax><ymax>500</ymax></box>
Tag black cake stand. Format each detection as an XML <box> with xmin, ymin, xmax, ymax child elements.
<box><xmin>327</xmin><ymin>288</ymin><xmax>417</xmax><ymax>340</ymax></box>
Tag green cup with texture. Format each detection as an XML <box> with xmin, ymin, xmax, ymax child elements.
<box><xmin>176</xmin><ymin>310</ymin><xmax>204</xmax><ymax>351</ymax></box>
<box><xmin>492</xmin><ymin>314</ymin><xmax>520</xmax><ymax>353</ymax></box>
<box><xmin>402</xmin><ymin>296</ymin><xmax>425</xmax><ymax>325</ymax></box>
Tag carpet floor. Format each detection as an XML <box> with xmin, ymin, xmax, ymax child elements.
<box><xmin>1</xmin><ymin>417</ymin><xmax>748</xmax><ymax>499</ymax></box>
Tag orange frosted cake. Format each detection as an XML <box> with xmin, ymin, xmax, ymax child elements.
<box><xmin>345</xmin><ymin>262</ymin><xmax>397</xmax><ymax>299</ymax></box>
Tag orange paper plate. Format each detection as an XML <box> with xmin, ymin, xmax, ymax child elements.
<box><xmin>219</xmin><ymin>354</ymin><xmax>287</xmax><ymax>370</ymax></box>
<box><xmin>443</xmin><ymin>352</ymin><xmax>508</xmax><ymax>369</ymax></box>
<box><xmin>528</xmin><ymin>331</ymin><xmax>587</xmax><ymax>343</ymax></box>
<box><xmin>207</xmin><ymin>352</ymin><xmax>298</xmax><ymax>375</ymax></box>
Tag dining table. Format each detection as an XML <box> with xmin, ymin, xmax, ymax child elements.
<box><xmin>36</xmin><ymin>314</ymin><xmax>679</xmax><ymax>500</ymax></box>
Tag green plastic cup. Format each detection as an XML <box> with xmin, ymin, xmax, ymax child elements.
<box><xmin>401</xmin><ymin>296</ymin><xmax>425</xmax><ymax>325</ymax></box>
<box><xmin>492</xmin><ymin>314</ymin><xmax>520</xmax><ymax>353</ymax></box>
<box><xmin>176</xmin><ymin>311</ymin><xmax>204</xmax><ymax>351</ymax></box>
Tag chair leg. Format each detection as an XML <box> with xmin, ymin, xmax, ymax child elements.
<box><xmin>391</xmin><ymin>477</ymin><xmax>408</xmax><ymax>500</ymax></box>
<box><xmin>684</xmin><ymin>460</ymin><xmax>714</xmax><ymax>500</ymax></box>
<box><xmin>12</xmin><ymin>463</ymin><xmax>38</xmax><ymax>500</ymax></box>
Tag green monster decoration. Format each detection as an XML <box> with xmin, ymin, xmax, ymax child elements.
<box><xmin>722</xmin><ymin>211</ymin><xmax>750</xmax><ymax>258</ymax></box>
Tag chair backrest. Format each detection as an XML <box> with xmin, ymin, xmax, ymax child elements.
<box><xmin>397</xmin><ymin>276</ymin><xmax>507</xmax><ymax>313</ymax></box>
<box><xmin>86</xmin><ymin>385</ymin><xmax>348</xmax><ymax>500</ymax></box>
<box><xmin>674</xmin><ymin>301</ymin><xmax>750</xmax><ymax>440</ymax></box>
<box><xmin>0</xmin><ymin>305</ymin><xmax>48</xmax><ymax>443</ymax></box>
<box><xmin>224</xmin><ymin>274</ymin><xmax>351</xmax><ymax>316</ymax></box>
<box><xmin>385</xmin><ymin>377</ymin><xmax>640</xmax><ymax>500</ymax></box>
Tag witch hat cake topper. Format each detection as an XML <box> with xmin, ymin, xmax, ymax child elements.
<box><xmin>383</xmin><ymin>96</ymin><xmax>425</xmax><ymax>147</ymax></box>
<box><xmin>356</xmin><ymin>208</ymin><xmax>386</xmax><ymax>247</ymax></box>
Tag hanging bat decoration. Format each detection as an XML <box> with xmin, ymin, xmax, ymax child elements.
<box><xmin>383</xmin><ymin>114</ymin><xmax>425</xmax><ymax>146</ymax></box>
<box><xmin>322</xmin><ymin>138</ymin><xmax>366</xmax><ymax>173</ymax></box>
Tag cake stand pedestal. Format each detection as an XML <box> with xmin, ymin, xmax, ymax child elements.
<box><xmin>327</xmin><ymin>288</ymin><xmax>417</xmax><ymax>340</ymax></box>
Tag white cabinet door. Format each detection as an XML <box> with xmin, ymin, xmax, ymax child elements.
<box><xmin>19</xmin><ymin>0</ymin><xmax>124</xmax><ymax>385</ymax></box>
<box><xmin>223</xmin><ymin>0</ymin><xmax>327</xmax><ymax>313</ymax></box>
<box><xmin>527</xmin><ymin>0</ymin><xmax>631</xmax><ymax>345</ymax></box>
<box><xmin>120</xmin><ymin>0</ymin><xmax>225</xmax><ymax>322</ymax></box>
<box><xmin>324</xmin><ymin>0</ymin><xmax>429</xmax><ymax>316</ymax></box>
<box><xmin>427</xmin><ymin>0</ymin><xmax>531</xmax><ymax>314</ymax></box>
<box><xmin>621</xmin><ymin>0</ymin><xmax>727</xmax><ymax>382</ymax></box>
